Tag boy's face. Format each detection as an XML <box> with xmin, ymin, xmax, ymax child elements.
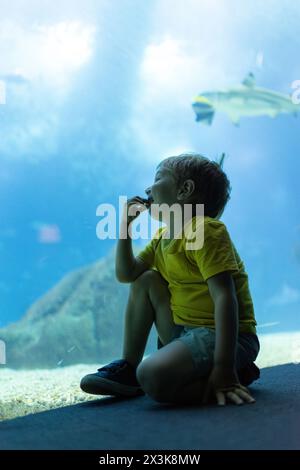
<box><xmin>145</xmin><ymin>164</ymin><xmax>181</xmax><ymax>222</ymax></box>
<box><xmin>145</xmin><ymin>164</ymin><xmax>179</xmax><ymax>207</ymax></box>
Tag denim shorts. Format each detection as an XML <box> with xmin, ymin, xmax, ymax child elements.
<box><xmin>169</xmin><ymin>325</ymin><xmax>260</xmax><ymax>377</ymax></box>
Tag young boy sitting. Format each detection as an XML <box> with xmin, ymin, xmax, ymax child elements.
<box><xmin>80</xmin><ymin>153</ymin><xmax>260</xmax><ymax>406</ymax></box>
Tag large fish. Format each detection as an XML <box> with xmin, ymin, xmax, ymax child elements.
<box><xmin>192</xmin><ymin>73</ymin><xmax>299</xmax><ymax>125</ymax></box>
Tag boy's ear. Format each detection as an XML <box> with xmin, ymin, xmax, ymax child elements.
<box><xmin>177</xmin><ymin>179</ymin><xmax>195</xmax><ymax>201</ymax></box>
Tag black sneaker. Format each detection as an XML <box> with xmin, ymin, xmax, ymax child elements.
<box><xmin>80</xmin><ymin>359</ymin><xmax>145</xmax><ymax>397</ymax></box>
<box><xmin>238</xmin><ymin>362</ymin><xmax>260</xmax><ymax>386</ymax></box>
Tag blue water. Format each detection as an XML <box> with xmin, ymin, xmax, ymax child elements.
<box><xmin>0</xmin><ymin>0</ymin><xmax>300</xmax><ymax>335</ymax></box>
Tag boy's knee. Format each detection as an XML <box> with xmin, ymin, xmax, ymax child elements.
<box><xmin>131</xmin><ymin>269</ymin><xmax>165</xmax><ymax>292</ymax></box>
<box><xmin>136</xmin><ymin>359</ymin><xmax>172</xmax><ymax>402</ymax></box>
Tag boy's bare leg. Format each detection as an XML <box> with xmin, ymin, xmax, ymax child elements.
<box><xmin>136</xmin><ymin>336</ymin><xmax>208</xmax><ymax>404</ymax></box>
<box><xmin>122</xmin><ymin>269</ymin><xmax>176</xmax><ymax>368</ymax></box>
<box><xmin>122</xmin><ymin>269</ymin><xmax>209</xmax><ymax>404</ymax></box>
<box><xmin>159</xmin><ymin>374</ymin><xmax>208</xmax><ymax>404</ymax></box>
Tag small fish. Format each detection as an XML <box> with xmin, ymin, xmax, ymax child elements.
<box><xmin>257</xmin><ymin>321</ymin><xmax>280</xmax><ymax>328</ymax></box>
<box><xmin>192</xmin><ymin>73</ymin><xmax>299</xmax><ymax>126</ymax></box>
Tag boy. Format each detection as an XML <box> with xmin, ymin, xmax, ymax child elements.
<box><xmin>81</xmin><ymin>153</ymin><xmax>260</xmax><ymax>406</ymax></box>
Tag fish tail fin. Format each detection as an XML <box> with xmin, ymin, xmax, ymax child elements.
<box><xmin>195</xmin><ymin>110</ymin><xmax>215</xmax><ymax>125</ymax></box>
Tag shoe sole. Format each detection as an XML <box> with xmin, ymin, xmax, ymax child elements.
<box><xmin>80</xmin><ymin>375</ymin><xmax>144</xmax><ymax>397</ymax></box>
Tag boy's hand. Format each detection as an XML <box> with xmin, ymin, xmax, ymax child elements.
<box><xmin>122</xmin><ymin>196</ymin><xmax>149</xmax><ymax>225</ymax></box>
<box><xmin>203</xmin><ymin>365</ymin><xmax>256</xmax><ymax>406</ymax></box>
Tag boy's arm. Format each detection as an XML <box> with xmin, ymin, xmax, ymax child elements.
<box><xmin>204</xmin><ymin>271</ymin><xmax>256</xmax><ymax>406</ymax></box>
<box><xmin>208</xmin><ymin>271</ymin><xmax>238</xmax><ymax>367</ymax></box>
<box><xmin>116</xmin><ymin>234</ymin><xmax>150</xmax><ymax>283</ymax></box>
<box><xmin>115</xmin><ymin>196</ymin><xmax>150</xmax><ymax>283</ymax></box>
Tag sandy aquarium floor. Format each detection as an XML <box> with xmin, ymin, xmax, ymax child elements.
<box><xmin>1</xmin><ymin>331</ymin><xmax>300</xmax><ymax>422</ymax></box>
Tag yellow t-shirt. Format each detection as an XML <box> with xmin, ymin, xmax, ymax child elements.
<box><xmin>137</xmin><ymin>216</ymin><xmax>257</xmax><ymax>334</ymax></box>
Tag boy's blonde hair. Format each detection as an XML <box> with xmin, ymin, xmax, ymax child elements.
<box><xmin>158</xmin><ymin>152</ymin><xmax>231</xmax><ymax>219</ymax></box>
